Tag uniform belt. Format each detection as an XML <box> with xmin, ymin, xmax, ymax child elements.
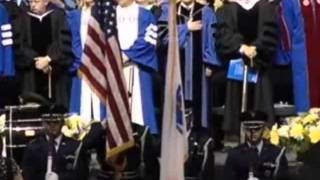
<box><xmin>185</xmin><ymin>177</ymin><xmax>198</xmax><ymax>180</ymax></box>
<box><xmin>98</xmin><ymin>170</ymin><xmax>139</xmax><ymax>180</ymax></box>
<box><xmin>123</xmin><ymin>61</ymin><xmax>135</xmax><ymax>68</ymax></box>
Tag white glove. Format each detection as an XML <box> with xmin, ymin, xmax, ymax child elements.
<box><xmin>0</xmin><ymin>114</ymin><xmax>5</xmax><ymax>133</ymax></box>
<box><xmin>45</xmin><ymin>172</ymin><xmax>59</xmax><ymax>180</ymax></box>
<box><xmin>248</xmin><ymin>176</ymin><xmax>259</xmax><ymax>180</ymax></box>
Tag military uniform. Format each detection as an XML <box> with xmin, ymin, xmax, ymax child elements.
<box><xmin>185</xmin><ymin>128</ymin><xmax>215</xmax><ymax>180</ymax></box>
<box><xmin>21</xmin><ymin>134</ymin><xmax>89</xmax><ymax>180</ymax></box>
<box><xmin>0</xmin><ymin>156</ymin><xmax>21</xmax><ymax>180</ymax></box>
<box><xmin>96</xmin><ymin>123</ymin><xmax>160</xmax><ymax>180</ymax></box>
<box><xmin>224</xmin><ymin>140</ymin><xmax>288</xmax><ymax>180</ymax></box>
<box><xmin>297</xmin><ymin>142</ymin><xmax>320</xmax><ymax>180</ymax></box>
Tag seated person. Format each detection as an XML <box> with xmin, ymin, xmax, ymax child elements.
<box><xmin>0</xmin><ymin>130</ymin><xmax>23</xmax><ymax>180</ymax></box>
<box><xmin>224</xmin><ymin>112</ymin><xmax>289</xmax><ymax>180</ymax></box>
<box><xmin>21</xmin><ymin>105</ymin><xmax>89</xmax><ymax>180</ymax></box>
<box><xmin>185</xmin><ymin>127</ymin><xmax>215</xmax><ymax>180</ymax></box>
<box><xmin>95</xmin><ymin>123</ymin><xmax>160</xmax><ymax>180</ymax></box>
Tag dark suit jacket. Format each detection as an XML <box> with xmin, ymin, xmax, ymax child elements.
<box><xmin>21</xmin><ymin>134</ymin><xmax>89</xmax><ymax>180</ymax></box>
<box><xmin>298</xmin><ymin>142</ymin><xmax>320</xmax><ymax>180</ymax></box>
<box><xmin>224</xmin><ymin>141</ymin><xmax>288</xmax><ymax>180</ymax></box>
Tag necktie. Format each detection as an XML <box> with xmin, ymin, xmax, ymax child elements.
<box><xmin>49</xmin><ymin>138</ymin><xmax>57</xmax><ymax>171</ymax></box>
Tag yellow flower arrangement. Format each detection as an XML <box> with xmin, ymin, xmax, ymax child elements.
<box><xmin>308</xmin><ymin>125</ymin><xmax>320</xmax><ymax>144</ymax></box>
<box><xmin>62</xmin><ymin>114</ymin><xmax>91</xmax><ymax>140</ymax></box>
<box><xmin>270</xmin><ymin>124</ymin><xmax>280</xmax><ymax>145</ymax></box>
<box><xmin>278</xmin><ymin>125</ymin><xmax>290</xmax><ymax>138</ymax></box>
<box><xmin>269</xmin><ymin>108</ymin><xmax>320</xmax><ymax>155</ymax></box>
<box><xmin>289</xmin><ymin>123</ymin><xmax>304</xmax><ymax>140</ymax></box>
<box><xmin>301</xmin><ymin>114</ymin><xmax>318</xmax><ymax>125</ymax></box>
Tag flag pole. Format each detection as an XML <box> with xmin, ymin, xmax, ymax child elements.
<box><xmin>240</xmin><ymin>57</ymin><xmax>253</xmax><ymax>113</ymax></box>
<box><xmin>160</xmin><ymin>0</ymin><xmax>188</xmax><ymax>179</ymax></box>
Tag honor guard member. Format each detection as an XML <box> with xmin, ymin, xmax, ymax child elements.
<box><xmin>96</xmin><ymin>123</ymin><xmax>160</xmax><ymax>180</ymax></box>
<box><xmin>0</xmin><ymin>117</ymin><xmax>23</xmax><ymax>180</ymax></box>
<box><xmin>185</xmin><ymin>127</ymin><xmax>215</xmax><ymax>180</ymax></box>
<box><xmin>21</xmin><ymin>105</ymin><xmax>89</xmax><ymax>180</ymax></box>
<box><xmin>298</xmin><ymin>141</ymin><xmax>320</xmax><ymax>180</ymax></box>
<box><xmin>224</xmin><ymin>112</ymin><xmax>289</xmax><ymax>180</ymax></box>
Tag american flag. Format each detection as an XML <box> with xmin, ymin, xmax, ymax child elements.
<box><xmin>79</xmin><ymin>0</ymin><xmax>134</xmax><ymax>158</ymax></box>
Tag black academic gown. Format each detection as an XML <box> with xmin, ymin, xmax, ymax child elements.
<box><xmin>216</xmin><ymin>0</ymin><xmax>278</xmax><ymax>132</ymax></box>
<box><xmin>16</xmin><ymin>8</ymin><xmax>73</xmax><ymax>108</ymax></box>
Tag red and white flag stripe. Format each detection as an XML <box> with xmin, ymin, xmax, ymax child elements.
<box><xmin>80</xmin><ymin>16</ymin><xmax>134</xmax><ymax>158</ymax></box>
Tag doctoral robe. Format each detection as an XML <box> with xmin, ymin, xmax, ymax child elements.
<box><xmin>216</xmin><ymin>0</ymin><xmax>278</xmax><ymax>132</ymax></box>
<box><xmin>117</xmin><ymin>2</ymin><xmax>159</xmax><ymax>134</ymax></box>
<box><xmin>67</xmin><ymin>9</ymin><xmax>107</xmax><ymax>123</ymax></box>
<box><xmin>158</xmin><ymin>1</ymin><xmax>220</xmax><ymax>128</ymax></box>
<box><xmin>274</xmin><ymin>0</ymin><xmax>310</xmax><ymax>113</ymax></box>
<box><xmin>298</xmin><ymin>0</ymin><xmax>320</xmax><ymax>107</ymax></box>
<box><xmin>16</xmin><ymin>9</ymin><xmax>73</xmax><ymax>108</ymax></box>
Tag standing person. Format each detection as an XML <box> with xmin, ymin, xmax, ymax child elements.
<box><xmin>0</xmin><ymin>2</ymin><xmax>16</xmax><ymax>108</ymax></box>
<box><xmin>272</xmin><ymin>0</ymin><xmax>309</xmax><ymax>113</ymax></box>
<box><xmin>116</xmin><ymin>0</ymin><xmax>159</xmax><ymax>134</ymax></box>
<box><xmin>68</xmin><ymin>0</ymin><xmax>107</xmax><ymax>124</ymax></box>
<box><xmin>95</xmin><ymin>123</ymin><xmax>160</xmax><ymax>180</ymax></box>
<box><xmin>16</xmin><ymin>0</ymin><xmax>73</xmax><ymax>109</ymax></box>
<box><xmin>0</xmin><ymin>2</ymin><xmax>14</xmax><ymax>77</ymax></box>
<box><xmin>0</xmin><ymin>121</ymin><xmax>23</xmax><ymax>180</ymax></box>
<box><xmin>216</xmin><ymin>0</ymin><xmax>278</xmax><ymax>134</ymax></box>
<box><xmin>135</xmin><ymin>0</ymin><xmax>162</xmax><ymax>21</ymax></box>
<box><xmin>158</xmin><ymin>0</ymin><xmax>219</xmax><ymax>129</ymax></box>
<box><xmin>49</xmin><ymin>0</ymin><xmax>77</xmax><ymax>10</ymax></box>
<box><xmin>298</xmin><ymin>0</ymin><xmax>320</xmax><ymax>107</ymax></box>
<box><xmin>21</xmin><ymin>105</ymin><xmax>89</xmax><ymax>180</ymax></box>
<box><xmin>224</xmin><ymin>112</ymin><xmax>289</xmax><ymax>180</ymax></box>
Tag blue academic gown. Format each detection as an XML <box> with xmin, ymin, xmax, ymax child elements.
<box><xmin>274</xmin><ymin>0</ymin><xmax>309</xmax><ymax>112</ymax></box>
<box><xmin>0</xmin><ymin>4</ymin><xmax>14</xmax><ymax>77</ymax></box>
<box><xmin>67</xmin><ymin>10</ymin><xmax>107</xmax><ymax>121</ymax></box>
<box><xmin>159</xmin><ymin>3</ymin><xmax>220</xmax><ymax>127</ymax></box>
<box><xmin>121</xmin><ymin>7</ymin><xmax>159</xmax><ymax>134</ymax></box>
